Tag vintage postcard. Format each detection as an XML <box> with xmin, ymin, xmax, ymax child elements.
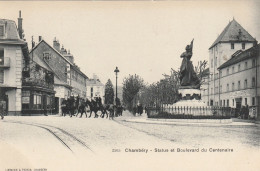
<box><xmin>0</xmin><ymin>0</ymin><xmax>259</xmax><ymax>171</ymax></box>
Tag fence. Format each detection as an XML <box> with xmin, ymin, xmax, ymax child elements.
<box><xmin>147</xmin><ymin>105</ymin><xmax>233</xmax><ymax>119</ymax></box>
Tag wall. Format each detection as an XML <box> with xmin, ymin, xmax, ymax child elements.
<box><xmin>2</xmin><ymin>45</ymin><xmax>23</xmax><ymax>113</ymax></box>
<box><xmin>31</xmin><ymin>41</ymin><xmax>68</xmax><ymax>83</ymax></box>
<box><xmin>207</xmin><ymin>42</ymin><xmax>255</xmax><ymax>105</ymax></box>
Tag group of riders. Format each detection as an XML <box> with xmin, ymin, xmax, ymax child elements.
<box><xmin>61</xmin><ymin>95</ymin><xmax>124</xmax><ymax>119</ymax></box>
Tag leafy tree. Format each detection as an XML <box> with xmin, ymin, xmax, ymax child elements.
<box><xmin>104</xmin><ymin>79</ymin><xmax>114</xmax><ymax>104</ymax></box>
<box><xmin>122</xmin><ymin>74</ymin><xmax>144</xmax><ymax>112</ymax></box>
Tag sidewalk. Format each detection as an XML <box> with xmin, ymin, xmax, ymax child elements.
<box><xmin>118</xmin><ymin>110</ymin><xmax>256</xmax><ymax>126</ymax></box>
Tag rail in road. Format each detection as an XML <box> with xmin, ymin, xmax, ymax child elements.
<box><xmin>3</xmin><ymin>120</ymin><xmax>94</xmax><ymax>155</ymax></box>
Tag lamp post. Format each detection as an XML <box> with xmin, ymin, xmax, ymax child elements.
<box><xmin>114</xmin><ymin>66</ymin><xmax>119</xmax><ymax>106</ymax></box>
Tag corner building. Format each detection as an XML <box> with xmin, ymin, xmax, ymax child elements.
<box><xmin>203</xmin><ymin>19</ymin><xmax>257</xmax><ymax>106</ymax></box>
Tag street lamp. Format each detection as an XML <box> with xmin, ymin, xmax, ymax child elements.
<box><xmin>114</xmin><ymin>66</ymin><xmax>119</xmax><ymax>106</ymax></box>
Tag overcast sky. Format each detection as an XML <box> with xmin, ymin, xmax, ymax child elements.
<box><xmin>1</xmin><ymin>1</ymin><xmax>260</xmax><ymax>86</ymax></box>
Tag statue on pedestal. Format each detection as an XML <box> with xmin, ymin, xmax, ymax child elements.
<box><xmin>179</xmin><ymin>39</ymin><xmax>200</xmax><ymax>89</ymax></box>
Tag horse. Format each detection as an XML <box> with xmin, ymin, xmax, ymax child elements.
<box><xmin>87</xmin><ymin>100</ymin><xmax>100</xmax><ymax>118</ymax></box>
<box><xmin>115</xmin><ymin>105</ymin><xmax>124</xmax><ymax>117</ymax></box>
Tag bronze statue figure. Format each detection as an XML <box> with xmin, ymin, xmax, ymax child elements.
<box><xmin>179</xmin><ymin>39</ymin><xmax>200</xmax><ymax>89</ymax></box>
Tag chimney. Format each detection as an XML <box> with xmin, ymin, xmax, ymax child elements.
<box><xmin>53</xmin><ymin>37</ymin><xmax>60</xmax><ymax>51</ymax></box>
<box><xmin>17</xmin><ymin>10</ymin><xmax>23</xmax><ymax>39</ymax></box>
<box><xmin>38</xmin><ymin>36</ymin><xmax>42</xmax><ymax>42</ymax></box>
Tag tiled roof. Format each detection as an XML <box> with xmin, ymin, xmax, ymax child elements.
<box><xmin>0</xmin><ymin>19</ymin><xmax>26</xmax><ymax>45</ymax></box>
<box><xmin>30</xmin><ymin>39</ymin><xmax>88</xmax><ymax>79</ymax></box>
<box><xmin>209</xmin><ymin>19</ymin><xmax>256</xmax><ymax>49</ymax></box>
<box><xmin>86</xmin><ymin>79</ymin><xmax>104</xmax><ymax>86</ymax></box>
<box><xmin>218</xmin><ymin>44</ymin><xmax>259</xmax><ymax>70</ymax></box>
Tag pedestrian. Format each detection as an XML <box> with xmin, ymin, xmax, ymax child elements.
<box><xmin>0</xmin><ymin>101</ymin><xmax>4</xmax><ymax>120</ymax></box>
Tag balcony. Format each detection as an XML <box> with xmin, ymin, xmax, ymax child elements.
<box><xmin>22</xmin><ymin>77</ymin><xmax>54</xmax><ymax>90</ymax></box>
<box><xmin>0</xmin><ymin>57</ymin><xmax>10</xmax><ymax>69</ymax></box>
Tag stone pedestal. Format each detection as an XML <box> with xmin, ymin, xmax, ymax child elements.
<box><xmin>178</xmin><ymin>88</ymin><xmax>201</xmax><ymax>100</ymax></box>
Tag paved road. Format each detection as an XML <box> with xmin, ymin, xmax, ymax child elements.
<box><xmin>0</xmin><ymin>112</ymin><xmax>259</xmax><ymax>171</ymax></box>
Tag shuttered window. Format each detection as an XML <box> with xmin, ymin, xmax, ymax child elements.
<box><xmin>0</xmin><ymin>25</ymin><xmax>4</xmax><ymax>37</ymax></box>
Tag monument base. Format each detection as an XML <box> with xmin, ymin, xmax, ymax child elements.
<box><xmin>162</xmin><ymin>88</ymin><xmax>210</xmax><ymax>116</ymax></box>
<box><xmin>178</xmin><ymin>88</ymin><xmax>201</xmax><ymax>100</ymax></box>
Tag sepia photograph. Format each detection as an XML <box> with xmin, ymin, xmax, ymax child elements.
<box><xmin>0</xmin><ymin>0</ymin><xmax>260</xmax><ymax>170</ymax></box>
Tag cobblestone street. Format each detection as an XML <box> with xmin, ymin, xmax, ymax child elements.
<box><xmin>0</xmin><ymin>111</ymin><xmax>259</xmax><ymax>170</ymax></box>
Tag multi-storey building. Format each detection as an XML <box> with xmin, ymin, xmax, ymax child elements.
<box><xmin>217</xmin><ymin>45</ymin><xmax>259</xmax><ymax>112</ymax></box>
<box><xmin>30</xmin><ymin>38</ymin><xmax>88</xmax><ymax>114</ymax></box>
<box><xmin>86</xmin><ymin>74</ymin><xmax>105</xmax><ymax>103</ymax></box>
<box><xmin>203</xmin><ymin>19</ymin><xmax>257</xmax><ymax>106</ymax></box>
<box><xmin>0</xmin><ymin>11</ymin><xmax>55</xmax><ymax>115</ymax></box>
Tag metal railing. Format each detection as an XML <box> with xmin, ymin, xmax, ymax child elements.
<box><xmin>146</xmin><ymin>105</ymin><xmax>233</xmax><ymax>119</ymax></box>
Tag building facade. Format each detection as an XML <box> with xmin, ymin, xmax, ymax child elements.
<box><xmin>216</xmin><ymin>45</ymin><xmax>259</xmax><ymax>110</ymax></box>
<box><xmin>202</xmin><ymin>19</ymin><xmax>257</xmax><ymax>107</ymax></box>
<box><xmin>30</xmin><ymin>38</ymin><xmax>88</xmax><ymax>114</ymax></box>
<box><xmin>0</xmin><ymin>12</ymin><xmax>55</xmax><ymax>115</ymax></box>
<box><xmin>86</xmin><ymin>74</ymin><xmax>105</xmax><ymax>103</ymax></box>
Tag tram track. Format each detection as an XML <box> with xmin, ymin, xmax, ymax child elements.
<box><xmin>4</xmin><ymin>120</ymin><xmax>94</xmax><ymax>154</ymax></box>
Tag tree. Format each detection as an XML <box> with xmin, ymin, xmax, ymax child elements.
<box><xmin>104</xmin><ymin>79</ymin><xmax>114</xmax><ymax>104</ymax></box>
<box><xmin>122</xmin><ymin>74</ymin><xmax>144</xmax><ymax>112</ymax></box>
<box><xmin>194</xmin><ymin>60</ymin><xmax>208</xmax><ymax>86</ymax></box>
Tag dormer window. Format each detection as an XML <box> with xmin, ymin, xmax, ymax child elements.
<box><xmin>43</xmin><ymin>52</ymin><xmax>51</xmax><ymax>60</ymax></box>
<box><xmin>0</xmin><ymin>25</ymin><xmax>4</xmax><ymax>37</ymax></box>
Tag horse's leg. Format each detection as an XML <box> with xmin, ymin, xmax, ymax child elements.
<box><xmin>95</xmin><ymin>110</ymin><xmax>98</xmax><ymax>118</ymax></box>
<box><xmin>89</xmin><ymin>110</ymin><xmax>92</xmax><ymax>118</ymax></box>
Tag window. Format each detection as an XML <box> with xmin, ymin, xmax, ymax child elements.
<box><xmin>233</xmin><ymin>99</ymin><xmax>234</xmax><ymax>106</ymax></box>
<box><xmin>227</xmin><ymin>84</ymin><xmax>229</xmax><ymax>92</ymax></box>
<box><xmin>227</xmin><ymin>68</ymin><xmax>229</xmax><ymax>75</ymax></box>
<box><xmin>33</xmin><ymin>94</ymin><xmax>42</xmax><ymax>109</ymax></box>
<box><xmin>238</xmin><ymin>64</ymin><xmax>241</xmax><ymax>71</ymax></box>
<box><xmin>252</xmin><ymin>77</ymin><xmax>255</xmax><ymax>88</ymax></box>
<box><xmin>231</xmin><ymin>43</ymin><xmax>234</xmax><ymax>49</ymax></box>
<box><xmin>0</xmin><ymin>25</ymin><xmax>4</xmax><ymax>37</ymax></box>
<box><xmin>252</xmin><ymin>97</ymin><xmax>255</xmax><ymax>106</ymax></box>
<box><xmin>238</xmin><ymin>81</ymin><xmax>240</xmax><ymax>90</ymax></box>
<box><xmin>223</xmin><ymin>100</ymin><xmax>225</xmax><ymax>107</ymax></box>
<box><xmin>227</xmin><ymin>100</ymin><xmax>229</xmax><ymax>107</ymax></box>
<box><xmin>245</xmin><ymin>62</ymin><xmax>248</xmax><ymax>69</ymax></box>
<box><xmin>215</xmin><ymin>57</ymin><xmax>217</xmax><ymax>67</ymax></box>
<box><xmin>0</xmin><ymin>70</ymin><xmax>4</xmax><ymax>83</ymax></box>
<box><xmin>242</xmin><ymin>43</ymin><xmax>245</xmax><ymax>49</ymax></box>
<box><xmin>91</xmin><ymin>87</ymin><xmax>93</xmax><ymax>98</ymax></box>
<box><xmin>211</xmin><ymin>88</ymin><xmax>213</xmax><ymax>95</ymax></box>
<box><xmin>232</xmin><ymin>82</ymin><xmax>235</xmax><ymax>91</ymax></box>
<box><xmin>0</xmin><ymin>48</ymin><xmax>4</xmax><ymax>65</ymax></box>
<box><xmin>43</xmin><ymin>52</ymin><xmax>51</xmax><ymax>60</ymax></box>
<box><xmin>252</xmin><ymin>59</ymin><xmax>256</xmax><ymax>67</ymax></box>
<box><xmin>22</xmin><ymin>90</ymin><xmax>30</xmax><ymax>109</ymax></box>
<box><xmin>245</xmin><ymin>98</ymin><xmax>247</xmax><ymax>106</ymax></box>
<box><xmin>211</xmin><ymin>59</ymin><xmax>213</xmax><ymax>68</ymax></box>
<box><xmin>244</xmin><ymin>79</ymin><xmax>247</xmax><ymax>89</ymax></box>
<box><xmin>232</xmin><ymin>66</ymin><xmax>234</xmax><ymax>73</ymax></box>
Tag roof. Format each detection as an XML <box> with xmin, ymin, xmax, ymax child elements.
<box><xmin>0</xmin><ymin>19</ymin><xmax>26</xmax><ymax>45</ymax></box>
<box><xmin>86</xmin><ymin>79</ymin><xmax>104</xmax><ymax>86</ymax></box>
<box><xmin>218</xmin><ymin>44</ymin><xmax>259</xmax><ymax>70</ymax></box>
<box><xmin>30</xmin><ymin>39</ymin><xmax>88</xmax><ymax>79</ymax></box>
<box><xmin>209</xmin><ymin>19</ymin><xmax>256</xmax><ymax>49</ymax></box>
<box><xmin>0</xmin><ymin>19</ymin><xmax>30</xmax><ymax>63</ymax></box>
